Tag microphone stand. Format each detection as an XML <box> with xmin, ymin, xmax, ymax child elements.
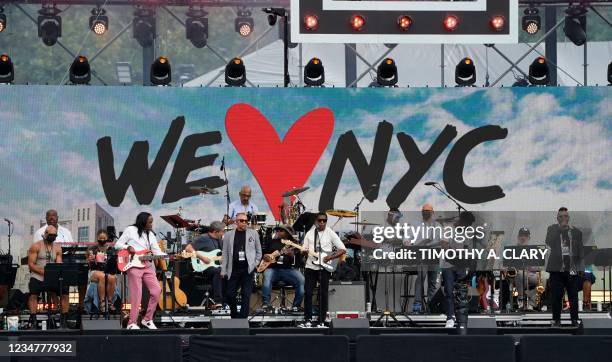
<box><xmin>5</xmin><ymin>219</ymin><xmax>12</xmax><ymax>261</ymax></box>
<box><xmin>428</xmin><ymin>183</ymin><xmax>469</xmax><ymax>218</ymax></box>
<box><xmin>221</xmin><ymin>158</ymin><xmax>231</xmax><ymax>221</ymax></box>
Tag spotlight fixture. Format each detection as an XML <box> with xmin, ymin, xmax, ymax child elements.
<box><xmin>376</xmin><ymin>58</ymin><xmax>398</xmax><ymax>87</ymax></box>
<box><xmin>455</xmin><ymin>57</ymin><xmax>476</xmax><ymax>86</ymax></box>
<box><xmin>443</xmin><ymin>15</ymin><xmax>458</xmax><ymax>31</ymax></box>
<box><xmin>186</xmin><ymin>7</ymin><xmax>208</xmax><ymax>48</ymax></box>
<box><xmin>69</xmin><ymin>55</ymin><xmax>91</xmax><ymax>85</ymax></box>
<box><xmin>528</xmin><ymin>56</ymin><xmax>549</xmax><ymax>86</ymax></box>
<box><xmin>522</xmin><ymin>7</ymin><xmax>540</xmax><ymax>35</ymax></box>
<box><xmin>0</xmin><ymin>8</ymin><xmax>6</xmax><ymax>33</ymax></box>
<box><xmin>151</xmin><ymin>56</ymin><xmax>171</xmax><ymax>86</ymax></box>
<box><xmin>563</xmin><ymin>6</ymin><xmax>587</xmax><ymax>46</ymax></box>
<box><xmin>397</xmin><ymin>15</ymin><xmax>412</xmax><ymax>31</ymax></box>
<box><xmin>235</xmin><ymin>8</ymin><xmax>254</xmax><ymax>37</ymax></box>
<box><xmin>225</xmin><ymin>57</ymin><xmax>246</xmax><ymax>87</ymax></box>
<box><xmin>37</xmin><ymin>5</ymin><xmax>62</xmax><ymax>46</ymax></box>
<box><xmin>490</xmin><ymin>15</ymin><xmax>505</xmax><ymax>31</ymax></box>
<box><xmin>512</xmin><ymin>76</ymin><xmax>529</xmax><ymax>87</ymax></box>
<box><xmin>133</xmin><ymin>7</ymin><xmax>155</xmax><ymax>47</ymax></box>
<box><xmin>350</xmin><ymin>14</ymin><xmax>365</xmax><ymax>31</ymax></box>
<box><xmin>89</xmin><ymin>6</ymin><xmax>108</xmax><ymax>36</ymax></box>
<box><xmin>304</xmin><ymin>57</ymin><xmax>324</xmax><ymax>87</ymax></box>
<box><xmin>304</xmin><ymin>14</ymin><xmax>318</xmax><ymax>31</ymax></box>
<box><xmin>0</xmin><ymin>54</ymin><xmax>14</xmax><ymax>83</ymax></box>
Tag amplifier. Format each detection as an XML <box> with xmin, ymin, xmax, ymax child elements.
<box><xmin>329</xmin><ymin>281</ymin><xmax>366</xmax><ymax>312</ymax></box>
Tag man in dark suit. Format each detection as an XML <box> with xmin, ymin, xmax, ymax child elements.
<box><xmin>545</xmin><ymin>207</ymin><xmax>583</xmax><ymax>327</ymax></box>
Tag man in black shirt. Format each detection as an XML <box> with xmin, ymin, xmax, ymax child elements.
<box><xmin>545</xmin><ymin>207</ymin><xmax>583</xmax><ymax>327</ymax></box>
<box><xmin>261</xmin><ymin>225</ymin><xmax>304</xmax><ymax>312</ymax></box>
<box><xmin>185</xmin><ymin>221</ymin><xmax>225</xmax><ymax>308</ymax></box>
<box><xmin>221</xmin><ymin>213</ymin><xmax>261</xmax><ymax>318</ymax></box>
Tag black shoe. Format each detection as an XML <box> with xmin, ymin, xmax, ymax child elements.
<box><xmin>262</xmin><ymin>304</ymin><xmax>273</xmax><ymax>313</ymax></box>
<box><xmin>571</xmin><ymin>319</ymin><xmax>581</xmax><ymax>327</ymax></box>
<box><xmin>551</xmin><ymin>320</ymin><xmax>561</xmax><ymax>328</ymax></box>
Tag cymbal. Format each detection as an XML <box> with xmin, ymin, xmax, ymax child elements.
<box><xmin>436</xmin><ymin>216</ymin><xmax>458</xmax><ymax>222</ymax></box>
<box><xmin>282</xmin><ymin>186</ymin><xmax>310</xmax><ymax>197</ymax></box>
<box><xmin>344</xmin><ymin>237</ymin><xmax>379</xmax><ymax>249</ymax></box>
<box><xmin>189</xmin><ymin>185</ymin><xmax>219</xmax><ymax>195</ymax></box>
<box><xmin>326</xmin><ymin>209</ymin><xmax>358</xmax><ymax>218</ymax></box>
<box><xmin>349</xmin><ymin>221</ymin><xmax>380</xmax><ymax>226</ymax></box>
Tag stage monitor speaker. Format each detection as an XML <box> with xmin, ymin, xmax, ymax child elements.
<box><xmin>209</xmin><ymin>318</ymin><xmax>250</xmax><ymax>335</ymax></box>
<box><xmin>81</xmin><ymin>318</ymin><xmax>120</xmax><ymax>330</ymax></box>
<box><xmin>331</xmin><ymin>318</ymin><xmax>370</xmax><ymax>341</ymax></box>
<box><xmin>329</xmin><ymin>281</ymin><xmax>365</xmax><ymax>312</ymax></box>
<box><xmin>580</xmin><ymin>318</ymin><xmax>612</xmax><ymax>335</ymax></box>
<box><xmin>467</xmin><ymin>317</ymin><xmax>497</xmax><ymax>335</ymax></box>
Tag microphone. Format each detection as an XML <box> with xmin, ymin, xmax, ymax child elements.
<box><xmin>220</xmin><ymin>156</ymin><xmax>225</xmax><ymax>171</ymax></box>
<box><xmin>424</xmin><ymin>182</ymin><xmax>438</xmax><ymax>186</ymax></box>
<box><xmin>3</xmin><ymin>218</ymin><xmax>12</xmax><ymax>224</ymax></box>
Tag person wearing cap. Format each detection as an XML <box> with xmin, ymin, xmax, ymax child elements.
<box><xmin>412</xmin><ymin>203</ymin><xmax>443</xmax><ymax>313</ymax></box>
<box><xmin>514</xmin><ymin>227</ymin><xmax>539</xmax><ymax>308</ymax></box>
<box><xmin>260</xmin><ymin>225</ymin><xmax>305</xmax><ymax>312</ymax></box>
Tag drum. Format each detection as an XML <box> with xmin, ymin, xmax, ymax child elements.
<box><xmin>254</xmin><ymin>212</ymin><xmax>267</xmax><ymax>225</ymax></box>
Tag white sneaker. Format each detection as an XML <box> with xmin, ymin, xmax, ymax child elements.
<box><xmin>141</xmin><ymin>319</ymin><xmax>158</xmax><ymax>329</ymax></box>
<box><xmin>445</xmin><ymin>318</ymin><xmax>455</xmax><ymax>328</ymax></box>
<box><xmin>126</xmin><ymin>323</ymin><xmax>140</xmax><ymax>330</ymax></box>
<box><xmin>298</xmin><ymin>321</ymin><xmax>312</xmax><ymax>328</ymax></box>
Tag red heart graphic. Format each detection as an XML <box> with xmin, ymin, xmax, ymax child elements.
<box><xmin>226</xmin><ymin>103</ymin><xmax>334</xmax><ymax>220</ymax></box>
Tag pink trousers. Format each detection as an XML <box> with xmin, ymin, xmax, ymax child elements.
<box><xmin>126</xmin><ymin>263</ymin><xmax>161</xmax><ymax>325</ymax></box>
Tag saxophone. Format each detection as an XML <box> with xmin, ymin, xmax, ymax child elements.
<box><xmin>534</xmin><ymin>271</ymin><xmax>545</xmax><ymax>309</ymax></box>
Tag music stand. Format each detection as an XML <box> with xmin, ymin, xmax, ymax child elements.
<box><xmin>292</xmin><ymin>212</ymin><xmax>316</xmax><ymax>235</ymax></box>
<box><xmin>43</xmin><ymin>263</ymin><xmax>88</xmax><ymax>329</ymax></box>
<box><xmin>592</xmin><ymin>248</ymin><xmax>612</xmax><ymax>311</ymax></box>
<box><xmin>503</xmin><ymin>245</ymin><xmax>547</xmax><ymax>311</ymax></box>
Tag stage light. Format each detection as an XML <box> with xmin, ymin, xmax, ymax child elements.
<box><xmin>608</xmin><ymin>61</ymin><xmax>611</xmax><ymax>85</ymax></box>
<box><xmin>350</xmin><ymin>15</ymin><xmax>365</xmax><ymax>31</ymax></box>
<box><xmin>0</xmin><ymin>54</ymin><xmax>14</xmax><ymax>83</ymax></box>
<box><xmin>150</xmin><ymin>56</ymin><xmax>171</xmax><ymax>86</ymax></box>
<box><xmin>304</xmin><ymin>57</ymin><xmax>324</xmax><ymax>87</ymax></box>
<box><xmin>455</xmin><ymin>57</ymin><xmax>476</xmax><ymax>86</ymax></box>
<box><xmin>528</xmin><ymin>56</ymin><xmax>549</xmax><ymax>86</ymax></box>
<box><xmin>37</xmin><ymin>5</ymin><xmax>62</xmax><ymax>46</ymax></box>
<box><xmin>133</xmin><ymin>7</ymin><xmax>155</xmax><ymax>47</ymax></box>
<box><xmin>376</xmin><ymin>58</ymin><xmax>398</xmax><ymax>87</ymax></box>
<box><xmin>522</xmin><ymin>7</ymin><xmax>540</xmax><ymax>35</ymax></box>
<box><xmin>443</xmin><ymin>15</ymin><xmax>458</xmax><ymax>31</ymax></box>
<box><xmin>0</xmin><ymin>10</ymin><xmax>6</xmax><ymax>33</ymax></box>
<box><xmin>490</xmin><ymin>15</ymin><xmax>505</xmax><ymax>31</ymax></box>
<box><xmin>235</xmin><ymin>8</ymin><xmax>254</xmax><ymax>37</ymax></box>
<box><xmin>186</xmin><ymin>7</ymin><xmax>208</xmax><ymax>48</ymax></box>
<box><xmin>563</xmin><ymin>6</ymin><xmax>587</xmax><ymax>46</ymax></box>
<box><xmin>89</xmin><ymin>6</ymin><xmax>108</xmax><ymax>36</ymax></box>
<box><xmin>69</xmin><ymin>55</ymin><xmax>91</xmax><ymax>85</ymax></box>
<box><xmin>397</xmin><ymin>15</ymin><xmax>412</xmax><ymax>31</ymax></box>
<box><xmin>225</xmin><ymin>57</ymin><xmax>246</xmax><ymax>87</ymax></box>
<box><xmin>304</xmin><ymin>14</ymin><xmax>318</xmax><ymax>31</ymax></box>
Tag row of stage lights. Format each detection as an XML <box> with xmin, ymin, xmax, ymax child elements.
<box><xmin>0</xmin><ymin>5</ymin><xmax>253</xmax><ymax>48</ymax></box>
<box><xmin>2</xmin><ymin>52</ymin><xmax>610</xmax><ymax>87</ymax></box>
<box><xmin>0</xmin><ymin>5</ymin><xmax>590</xmax><ymax>47</ymax></box>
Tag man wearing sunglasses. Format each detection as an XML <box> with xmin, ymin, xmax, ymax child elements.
<box><xmin>545</xmin><ymin>207</ymin><xmax>583</xmax><ymax>327</ymax></box>
<box><xmin>300</xmin><ymin>211</ymin><xmax>346</xmax><ymax>327</ymax></box>
<box><xmin>221</xmin><ymin>212</ymin><xmax>262</xmax><ymax>318</ymax></box>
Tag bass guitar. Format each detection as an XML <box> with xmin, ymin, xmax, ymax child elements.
<box><xmin>280</xmin><ymin>239</ymin><xmax>338</xmax><ymax>272</ymax></box>
<box><xmin>190</xmin><ymin>249</ymin><xmax>223</xmax><ymax>272</ymax></box>
<box><xmin>117</xmin><ymin>249</ymin><xmax>194</xmax><ymax>272</ymax></box>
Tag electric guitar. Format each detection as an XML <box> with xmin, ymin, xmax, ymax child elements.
<box><xmin>256</xmin><ymin>247</ymin><xmax>294</xmax><ymax>273</ymax></box>
<box><xmin>280</xmin><ymin>239</ymin><xmax>338</xmax><ymax>272</ymax></box>
<box><xmin>117</xmin><ymin>249</ymin><xmax>194</xmax><ymax>272</ymax></box>
<box><xmin>190</xmin><ymin>249</ymin><xmax>223</xmax><ymax>272</ymax></box>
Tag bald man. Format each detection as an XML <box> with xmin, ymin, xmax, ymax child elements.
<box><xmin>28</xmin><ymin>225</ymin><xmax>69</xmax><ymax>329</ymax></box>
<box><xmin>33</xmin><ymin>209</ymin><xmax>73</xmax><ymax>244</ymax></box>
<box><xmin>226</xmin><ymin>185</ymin><xmax>259</xmax><ymax>222</ymax></box>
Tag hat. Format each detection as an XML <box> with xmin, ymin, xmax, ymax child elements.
<box><xmin>274</xmin><ymin>225</ymin><xmax>297</xmax><ymax>241</ymax></box>
<box><xmin>422</xmin><ymin>203</ymin><xmax>434</xmax><ymax>212</ymax></box>
<box><xmin>518</xmin><ymin>226</ymin><xmax>530</xmax><ymax>236</ymax></box>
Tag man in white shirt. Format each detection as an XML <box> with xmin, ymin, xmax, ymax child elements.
<box><xmin>412</xmin><ymin>203</ymin><xmax>443</xmax><ymax>313</ymax></box>
<box><xmin>33</xmin><ymin>209</ymin><xmax>73</xmax><ymax>244</ymax></box>
<box><xmin>300</xmin><ymin>211</ymin><xmax>346</xmax><ymax>327</ymax></box>
<box><xmin>226</xmin><ymin>185</ymin><xmax>259</xmax><ymax>223</ymax></box>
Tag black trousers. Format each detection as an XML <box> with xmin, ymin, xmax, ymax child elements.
<box><xmin>304</xmin><ymin>268</ymin><xmax>331</xmax><ymax>322</ymax></box>
<box><xmin>225</xmin><ymin>268</ymin><xmax>253</xmax><ymax>318</ymax></box>
<box><xmin>203</xmin><ymin>267</ymin><xmax>224</xmax><ymax>303</ymax></box>
<box><xmin>550</xmin><ymin>271</ymin><xmax>579</xmax><ymax>322</ymax></box>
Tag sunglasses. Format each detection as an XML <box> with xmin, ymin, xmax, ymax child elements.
<box><xmin>316</xmin><ymin>219</ymin><xmax>328</xmax><ymax>223</ymax></box>
<box><xmin>237</xmin><ymin>219</ymin><xmax>249</xmax><ymax>223</ymax></box>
